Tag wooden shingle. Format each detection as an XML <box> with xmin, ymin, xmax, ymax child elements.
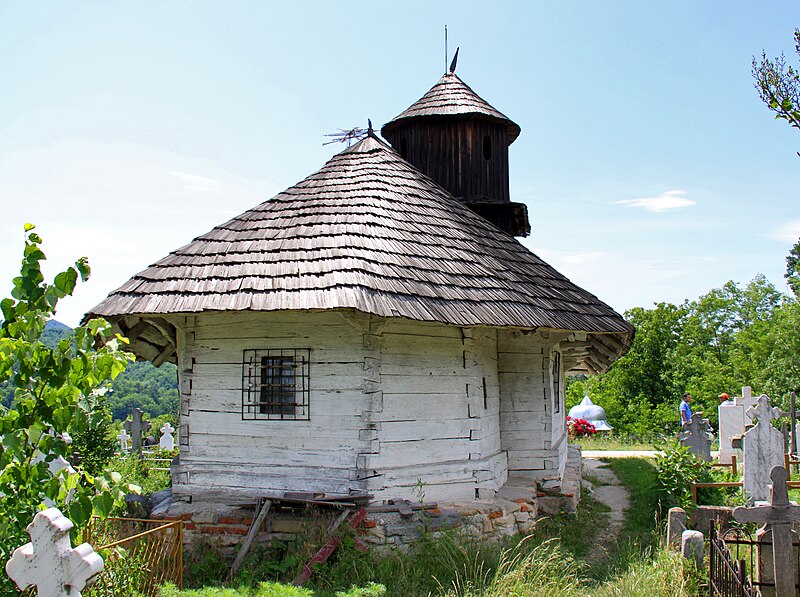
<box><xmin>87</xmin><ymin>134</ymin><xmax>633</xmax><ymax>372</ymax></box>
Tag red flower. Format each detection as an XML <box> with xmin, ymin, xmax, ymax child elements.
<box><xmin>567</xmin><ymin>417</ymin><xmax>597</xmax><ymax>438</ymax></box>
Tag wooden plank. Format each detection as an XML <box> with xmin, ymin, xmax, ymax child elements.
<box><xmin>229</xmin><ymin>499</ymin><xmax>271</xmax><ymax>579</ymax></box>
<box><xmin>379</xmin><ymin>418</ymin><xmax>479</xmax><ymax>442</ymax></box>
<box><xmin>291</xmin><ymin>509</ymin><xmax>367</xmax><ymax>586</ymax></box>
<box><xmin>368</xmin><ymin>438</ymin><xmax>473</xmax><ymax>468</ymax></box>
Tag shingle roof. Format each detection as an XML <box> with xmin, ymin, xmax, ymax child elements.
<box><xmin>381</xmin><ymin>72</ymin><xmax>521</xmax><ymax>144</ymax></box>
<box><xmin>87</xmin><ymin>135</ymin><xmax>632</xmax><ymax>372</ymax></box>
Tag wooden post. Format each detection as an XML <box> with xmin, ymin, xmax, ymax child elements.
<box><xmin>731</xmin><ymin>454</ymin><xmax>737</xmax><ymax>476</ymax></box>
<box><xmin>229</xmin><ymin>499</ymin><xmax>271</xmax><ymax>580</ymax></box>
<box><xmin>792</xmin><ymin>391</ymin><xmax>798</xmax><ymax>457</ymax></box>
<box><xmin>690</xmin><ymin>483</ymin><xmax>698</xmax><ymax>504</ymax></box>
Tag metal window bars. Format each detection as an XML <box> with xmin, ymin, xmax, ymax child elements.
<box><xmin>242</xmin><ymin>349</ymin><xmax>310</xmax><ymax>420</ymax></box>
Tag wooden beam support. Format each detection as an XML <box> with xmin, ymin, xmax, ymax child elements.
<box><xmin>229</xmin><ymin>499</ymin><xmax>272</xmax><ymax>580</ymax></box>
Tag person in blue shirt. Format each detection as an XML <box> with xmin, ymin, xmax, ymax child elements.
<box><xmin>680</xmin><ymin>392</ymin><xmax>693</xmax><ymax>426</ymax></box>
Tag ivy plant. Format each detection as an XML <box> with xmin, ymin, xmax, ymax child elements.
<box><xmin>0</xmin><ymin>224</ymin><xmax>136</xmax><ymax>582</ymax></box>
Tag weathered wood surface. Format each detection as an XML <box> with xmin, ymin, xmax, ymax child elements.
<box><xmin>381</xmin><ymin>71</ymin><xmax>521</xmax><ymax>144</ymax></box>
<box><xmin>498</xmin><ymin>329</ymin><xmax>566</xmax><ymax>481</ymax></box>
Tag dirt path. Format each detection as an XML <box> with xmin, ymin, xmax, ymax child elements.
<box><xmin>582</xmin><ymin>458</ymin><xmax>631</xmax><ymax>565</ymax></box>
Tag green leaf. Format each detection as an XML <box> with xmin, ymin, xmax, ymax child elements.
<box><xmin>75</xmin><ymin>257</ymin><xmax>91</xmax><ymax>282</ymax></box>
<box><xmin>54</xmin><ymin>268</ymin><xmax>78</xmax><ymax>297</ymax></box>
<box><xmin>92</xmin><ymin>491</ymin><xmax>114</xmax><ymax>517</ymax></box>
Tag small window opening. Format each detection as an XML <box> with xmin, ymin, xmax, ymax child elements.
<box><xmin>400</xmin><ymin>138</ymin><xmax>409</xmax><ymax>160</ymax></box>
<box><xmin>242</xmin><ymin>349</ymin><xmax>310</xmax><ymax>420</ymax></box>
<box><xmin>552</xmin><ymin>352</ymin><xmax>562</xmax><ymax>414</ymax></box>
<box><xmin>482</xmin><ymin>377</ymin><xmax>488</xmax><ymax>409</ymax></box>
<box><xmin>482</xmin><ymin>135</ymin><xmax>492</xmax><ymax>160</ymax></box>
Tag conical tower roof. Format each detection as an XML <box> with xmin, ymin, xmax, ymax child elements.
<box><xmin>381</xmin><ymin>72</ymin><xmax>521</xmax><ymax>144</ymax></box>
<box><xmin>88</xmin><ymin>134</ymin><xmax>632</xmax><ymax>372</ymax></box>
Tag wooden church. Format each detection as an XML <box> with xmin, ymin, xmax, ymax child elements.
<box><xmin>88</xmin><ymin>61</ymin><xmax>633</xmax><ymax>510</ymax></box>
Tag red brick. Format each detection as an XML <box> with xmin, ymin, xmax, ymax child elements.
<box><xmin>184</xmin><ymin>523</ymin><xmax>196</xmax><ymax>530</ymax></box>
<box><xmin>362</xmin><ymin>519</ymin><xmax>377</xmax><ymax>529</ymax></box>
<box><xmin>488</xmin><ymin>510</ymin><xmax>504</xmax><ymax>520</ymax></box>
<box><xmin>520</xmin><ymin>504</ymin><xmax>531</xmax><ymax>512</ymax></box>
<box><xmin>514</xmin><ymin>498</ymin><xmax>527</xmax><ymax>504</ymax></box>
<box><xmin>226</xmin><ymin>526</ymin><xmax>249</xmax><ymax>536</ymax></box>
<box><xmin>425</xmin><ymin>508</ymin><xmax>442</xmax><ymax>516</ymax></box>
<box><xmin>218</xmin><ymin>517</ymin><xmax>246</xmax><ymax>525</ymax></box>
<box><xmin>180</xmin><ymin>513</ymin><xmax>194</xmax><ymax>521</ymax></box>
<box><xmin>196</xmin><ymin>525</ymin><xmax>227</xmax><ymax>535</ymax></box>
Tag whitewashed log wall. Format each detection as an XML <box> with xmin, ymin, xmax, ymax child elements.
<box><xmin>163</xmin><ymin>311</ymin><xmax>568</xmax><ymax>503</ymax></box>
<box><xmin>498</xmin><ymin>330</ymin><xmax>568</xmax><ymax>483</ymax></box>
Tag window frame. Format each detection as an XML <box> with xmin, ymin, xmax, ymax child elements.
<box><xmin>242</xmin><ymin>349</ymin><xmax>310</xmax><ymax>421</ymax></box>
<box><xmin>552</xmin><ymin>351</ymin><xmax>562</xmax><ymax>414</ymax></box>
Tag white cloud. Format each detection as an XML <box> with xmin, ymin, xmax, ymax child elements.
<box><xmin>768</xmin><ymin>219</ymin><xmax>800</xmax><ymax>243</ymax></box>
<box><xmin>172</xmin><ymin>171</ymin><xmax>220</xmax><ymax>192</ymax></box>
<box><xmin>615</xmin><ymin>189</ymin><xmax>696</xmax><ymax>213</ymax></box>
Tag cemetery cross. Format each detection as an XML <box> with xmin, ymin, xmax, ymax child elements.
<box><xmin>743</xmin><ymin>394</ymin><xmax>786</xmax><ymax>503</ymax></box>
<box><xmin>117</xmin><ymin>428</ymin><xmax>131</xmax><ymax>452</ymax></box>
<box><xmin>123</xmin><ymin>408</ymin><xmax>151</xmax><ymax>454</ymax></box>
<box><xmin>733</xmin><ymin>466</ymin><xmax>800</xmax><ymax>597</ymax></box>
<box><xmin>159</xmin><ymin>422</ymin><xmax>175</xmax><ymax>451</ymax></box>
<box><xmin>5</xmin><ymin>508</ymin><xmax>104</xmax><ymax>597</ymax></box>
<box><xmin>679</xmin><ymin>412</ymin><xmax>712</xmax><ymax>461</ymax></box>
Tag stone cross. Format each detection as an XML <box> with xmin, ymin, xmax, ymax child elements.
<box><xmin>122</xmin><ymin>408</ymin><xmax>150</xmax><ymax>454</ymax></box>
<box><xmin>734</xmin><ymin>466</ymin><xmax>800</xmax><ymax>597</ymax></box>
<box><xmin>739</xmin><ymin>386</ymin><xmax>758</xmax><ymax>424</ymax></box>
<box><xmin>679</xmin><ymin>413</ymin><xmax>712</xmax><ymax>461</ymax></box>
<box><xmin>743</xmin><ymin>394</ymin><xmax>786</xmax><ymax>503</ymax></box>
<box><xmin>5</xmin><ymin>507</ymin><xmax>104</xmax><ymax>597</ymax></box>
<box><xmin>159</xmin><ymin>422</ymin><xmax>175</xmax><ymax>451</ymax></box>
<box><xmin>117</xmin><ymin>428</ymin><xmax>131</xmax><ymax>452</ymax></box>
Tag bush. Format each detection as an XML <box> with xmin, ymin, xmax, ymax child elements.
<box><xmin>655</xmin><ymin>442</ymin><xmax>712</xmax><ymax>509</ymax></box>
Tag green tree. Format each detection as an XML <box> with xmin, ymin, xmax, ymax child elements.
<box><xmin>786</xmin><ymin>238</ymin><xmax>800</xmax><ymax>298</ymax></box>
<box><xmin>753</xmin><ymin>28</ymin><xmax>800</xmax><ymax>151</ymax></box>
<box><xmin>0</xmin><ymin>225</ymin><xmax>134</xmax><ymax>584</ymax></box>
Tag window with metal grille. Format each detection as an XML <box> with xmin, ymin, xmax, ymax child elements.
<box><xmin>242</xmin><ymin>349</ymin><xmax>310</xmax><ymax>420</ymax></box>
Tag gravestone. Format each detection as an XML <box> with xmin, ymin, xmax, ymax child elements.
<box><xmin>117</xmin><ymin>428</ymin><xmax>131</xmax><ymax>452</ymax></box>
<box><xmin>739</xmin><ymin>386</ymin><xmax>758</xmax><ymax>424</ymax></box>
<box><xmin>667</xmin><ymin>507</ymin><xmax>687</xmax><ymax>548</ymax></box>
<box><xmin>681</xmin><ymin>530</ymin><xmax>704</xmax><ymax>568</ymax></box>
<box><xmin>123</xmin><ymin>408</ymin><xmax>151</xmax><ymax>454</ymax></box>
<box><xmin>5</xmin><ymin>507</ymin><xmax>104</xmax><ymax>596</ymax></box>
<box><xmin>679</xmin><ymin>413</ymin><xmax>712</xmax><ymax>461</ymax></box>
<box><xmin>718</xmin><ymin>401</ymin><xmax>745</xmax><ymax>465</ymax></box>
<box><xmin>733</xmin><ymin>466</ymin><xmax>800</xmax><ymax>597</ymax></box>
<box><xmin>755</xmin><ymin>525</ymin><xmax>800</xmax><ymax>597</ymax></box>
<box><xmin>742</xmin><ymin>395</ymin><xmax>785</xmax><ymax>503</ymax></box>
<box><xmin>159</xmin><ymin>422</ymin><xmax>175</xmax><ymax>451</ymax></box>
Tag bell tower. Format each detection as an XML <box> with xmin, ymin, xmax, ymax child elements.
<box><xmin>381</xmin><ymin>55</ymin><xmax>530</xmax><ymax>237</ymax></box>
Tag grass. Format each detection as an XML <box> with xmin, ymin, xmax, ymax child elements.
<box><xmin>574</xmin><ymin>433</ymin><xmax>663</xmax><ymax>451</ymax></box>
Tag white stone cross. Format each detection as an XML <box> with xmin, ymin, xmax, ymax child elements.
<box><xmin>747</xmin><ymin>394</ymin><xmax>784</xmax><ymax>427</ymax></box>
<box><xmin>734</xmin><ymin>466</ymin><xmax>800</xmax><ymax>597</ymax></box>
<box><xmin>123</xmin><ymin>408</ymin><xmax>150</xmax><ymax>454</ymax></box>
<box><xmin>117</xmin><ymin>428</ymin><xmax>131</xmax><ymax>452</ymax></box>
<box><xmin>5</xmin><ymin>507</ymin><xmax>104</xmax><ymax>597</ymax></box>
<box><xmin>159</xmin><ymin>422</ymin><xmax>175</xmax><ymax>451</ymax></box>
<box><xmin>743</xmin><ymin>394</ymin><xmax>786</xmax><ymax>502</ymax></box>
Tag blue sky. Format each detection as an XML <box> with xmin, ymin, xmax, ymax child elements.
<box><xmin>1</xmin><ymin>1</ymin><xmax>799</xmax><ymax>327</ymax></box>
